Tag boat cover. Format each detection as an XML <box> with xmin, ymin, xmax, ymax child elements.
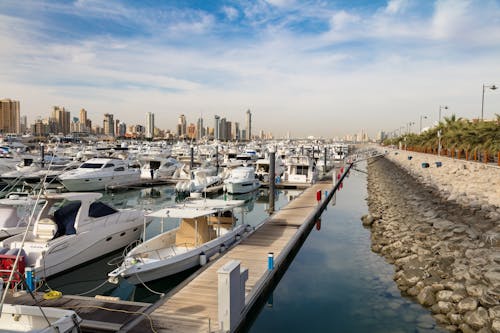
<box><xmin>54</xmin><ymin>201</ymin><xmax>81</xmax><ymax>236</ymax></box>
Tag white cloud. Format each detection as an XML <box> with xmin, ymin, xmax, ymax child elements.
<box><xmin>330</xmin><ymin>10</ymin><xmax>360</xmax><ymax>31</ymax></box>
<box><xmin>222</xmin><ymin>6</ymin><xmax>239</xmax><ymax>21</ymax></box>
<box><xmin>384</xmin><ymin>0</ymin><xmax>410</xmax><ymax>14</ymax></box>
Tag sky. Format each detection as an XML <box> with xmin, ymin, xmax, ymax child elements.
<box><xmin>1</xmin><ymin>0</ymin><xmax>500</xmax><ymax>138</ymax></box>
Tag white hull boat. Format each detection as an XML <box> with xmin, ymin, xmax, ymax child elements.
<box><xmin>108</xmin><ymin>198</ymin><xmax>249</xmax><ymax>284</ymax></box>
<box><xmin>0</xmin><ymin>193</ymin><xmax>145</xmax><ymax>278</ymax></box>
<box><xmin>223</xmin><ymin>167</ymin><xmax>260</xmax><ymax>194</ymax></box>
<box><xmin>58</xmin><ymin>158</ymin><xmax>140</xmax><ymax>191</ymax></box>
<box><xmin>0</xmin><ymin>304</ymin><xmax>81</xmax><ymax>333</ymax></box>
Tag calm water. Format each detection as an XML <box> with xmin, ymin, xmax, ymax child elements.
<box><xmin>247</xmin><ymin>163</ymin><xmax>445</xmax><ymax>333</ymax></box>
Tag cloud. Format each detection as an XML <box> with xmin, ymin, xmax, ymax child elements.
<box><xmin>222</xmin><ymin>6</ymin><xmax>239</xmax><ymax>21</ymax></box>
<box><xmin>384</xmin><ymin>0</ymin><xmax>410</xmax><ymax>14</ymax></box>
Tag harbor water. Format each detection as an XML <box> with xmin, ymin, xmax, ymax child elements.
<box><xmin>247</xmin><ymin>163</ymin><xmax>445</xmax><ymax>333</ymax></box>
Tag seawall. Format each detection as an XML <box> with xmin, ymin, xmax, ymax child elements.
<box><xmin>364</xmin><ymin>153</ymin><xmax>499</xmax><ymax>333</ymax></box>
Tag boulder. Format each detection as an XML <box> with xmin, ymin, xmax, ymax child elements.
<box><xmin>492</xmin><ymin>319</ymin><xmax>500</xmax><ymax>333</ymax></box>
<box><xmin>463</xmin><ymin>307</ymin><xmax>490</xmax><ymax>330</ymax></box>
<box><xmin>436</xmin><ymin>290</ymin><xmax>454</xmax><ymax>302</ymax></box>
<box><xmin>417</xmin><ymin>286</ymin><xmax>436</xmax><ymax>307</ymax></box>
<box><xmin>447</xmin><ymin>313</ymin><xmax>462</xmax><ymax>325</ymax></box>
<box><xmin>458</xmin><ymin>297</ymin><xmax>478</xmax><ymax>314</ymax></box>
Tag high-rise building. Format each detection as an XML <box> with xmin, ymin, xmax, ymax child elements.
<box><xmin>245</xmin><ymin>109</ymin><xmax>252</xmax><ymax>141</ymax></box>
<box><xmin>226</xmin><ymin>121</ymin><xmax>232</xmax><ymax>141</ymax></box>
<box><xmin>79</xmin><ymin>108</ymin><xmax>87</xmax><ymax>132</ymax></box>
<box><xmin>103</xmin><ymin>113</ymin><xmax>114</xmax><ymax>137</ymax></box>
<box><xmin>146</xmin><ymin>112</ymin><xmax>155</xmax><ymax>139</ymax></box>
<box><xmin>20</xmin><ymin>115</ymin><xmax>27</xmax><ymax>134</ymax></box>
<box><xmin>0</xmin><ymin>99</ymin><xmax>20</xmax><ymax>134</ymax></box>
<box><xmin>214</xmin><ymin>115</ymin><xmax>220</xmax><ymax>140</ymax></box>
<box><xmin>52</xmin><ymin>106</ymin><xmax>70</xmax><ymax>135</ymax></box>
<box><xmin>219</xmin><ymin>118</ymin><xmax>227</xmax><ymax>141</ymax></box>
<box><xmin>196</xmin><ymin>117</ymin><xmax>204</xmax><ymax>140</ymax></box>
<box><xmin>187</xmin><ymin>123</ymin><xmax>196</xmax><ymax>140</ymax></box>
<box><xmin>177</xmin><ymin>114</ymin><xmax>186</xmax><ymax>138</ymax></box>
<box><xmin>233</xmin><ymin>122</ymin><xmax>240</xmax><ymax>141</ymax></box>
<box><xmin>118</xmin><ymin>122</ymin><xmax>127</xmax><ymax>137</ymax></box>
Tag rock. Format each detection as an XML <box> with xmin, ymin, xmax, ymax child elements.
<box><xmin>459</xmin><ymin>323</ymin><xmax>476</xmax><ymax>333</ymax></box>
<box><xmin>492</xmin><ymin>319</ymin><xmax>500</xmax><ymax>333</ymax></box>
<box><xmin>467</xmin><ymin>284</ymin><xmax>486</xmax><ymax>297</ymax></box>
<box><xmin>458</xmin><ymin>297</ymin><xmax>478</xmax><ymax>314</ymax></box>
<box><xmin>417</xmin><ymin>286</ymin><xmax>436</xmax><ymax>307</ymax></box>
<box><xmin>490</xmin><ymin>306</ymin><xmax>500</xmax><ymax>320</ymax></box>
<box><xmin>433</xmin><ymin>313</ymin><xmax>450</xmax><ymax>325</ymax></box>
<box><xmin>484</xmin><ymin>269</ymin><xmax>500</xmax><ymax>288</ymax></box>
<box><xmin>447</xmin><ymin>313</ymin><xmax>462</xmax><ymax>325</ymax></box>
<box><xmin>435</xmin><ymin>301</ymin><xmax>455</xmax><ymax>314</ymax></box>
<box><xmin>361</xmin><ymin>214</ymin><xmax>375</xmax><ymax>226</ymax></box>
<box><xmin>463</xmin><ymin>307</ymin><xmax>490</xmax><ymax>330</ymax></box>
<box><xmin>477</xmin><ymin>327</ymin><xmax>493</xmax><ymax>333</ymax></box>
<box><xmin>436</xmin><ymin>290</ymin><xmax>454</xmax><ymax>302</ymax></box>
<box><xmin>451</xmin><ymin>289</ymin><xmax>467</xmax><ymax>303</ymax></box>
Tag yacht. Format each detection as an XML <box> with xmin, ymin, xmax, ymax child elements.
<box><xmin>255</xmin><ymin>155</ymin><xmax>285</xmax><ymax>182</ymax></box>
<box><xmin>283</xmin><ymin>155</ymin><xmax>317</xmax><ymax>184</ymax></box>
<box><xmin>0</xmin><ymin>192</ymin><xmax>145</xmax><ymax>278</ymax></box>
<box><xmin>0</xmin><ymin>192</ymin><xmax>43</xmax><ymax>240</ymax></box>
<box><xmin>108</xmin><ymin>198</ymin><xmax>249</xmax><ymax>284</ymax></box>
<box><xmin>223</xmin><ymin>166</ymin><xmax>260</xmax><ymax>194</ymax></box>
<box><xmin>58</xmin><ymin>158</ymin><xmax>140</xmax><ymax>191</ymax></box>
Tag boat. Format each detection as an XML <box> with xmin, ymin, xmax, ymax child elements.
<box><xmin>223</xmin><ymin>166</ymin><xmax>260</xmax><ymax>194</ymax></box>
<box><xmin>0</xmin><ymin>192</ymin><xmax>44</xmax><ymax>240</ymax></box>
<box><xmin>108</xmin><ymin>198</ymin><xmax>250</xmax><ymax>284</ymax></box>
<box><xmin>282</xmin><ymin>155</ymin><xmax>317</xmax><ymax>184</ymax></box>
<box><xmin>0</xmin><ymin>192</ymin><xmax>145</xmax><ymax>278</ymax></box>
<box><xmin>0</xmin><ymin>304</ymin><xmax>82</xmax><ymax>332</ymax></box>
<box><xmin>57</xmin><ymin>158</ymin><xmax>140</xmax><ymax>191</ymax></box>
<box><xmin>255</xmin><ymin>155</ymin><xmax>285</xmax><ymax>182</ymax></box>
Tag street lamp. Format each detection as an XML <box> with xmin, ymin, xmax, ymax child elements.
<box><xmin>438</xmin><ymin>105</ymin><xmax>448</xmax><ymax>123</ymax></box>
<box><xmin>481</xmin><ymin>84</ymin><xmax>498</xmax><ymax>120</ymax></box>
<box><xmin>419</xmin><ymin>115</ymin><xmax>427</xmax><ymax>133</ymax></box>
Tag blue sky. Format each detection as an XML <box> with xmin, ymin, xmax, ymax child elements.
<box><xmin>1</xmin><ymin>0</ymin><xmax>499</xmax><ymax>137</ymax></box>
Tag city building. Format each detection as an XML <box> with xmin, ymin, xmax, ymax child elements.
<box><xmin>146</xmin><ymin>112</ymin><xmax>155</xmax><ymax>139</ymax></box>
<box><xmin>52</xmin><ymin>106</ymin><xmax>71</xmax><ymax>135</ymax></box>
<box><xmin>187</xmin><ymin>123</ymin><xmax>196</xmax><ymax>140</ymax></box>
<box><xmin>0</xmin><ymin>98</ymin><xmax>20</xmax><ymax>134</ymax></box>
<box><xmin>196</xmin><ymin>117</ymin><xmax>204</xmax><ymax>140</ymax></box>
<box><xmin>79</xmin><ymin>108</ymin><xmax>88</xmax><ymax>132</ymax></box>
<box><xmin>103</xmin><ymin>113</ymin><xmax>114</xmax><ymax>137</ymax></box>
<box><xmin>214</xmin><ymin>115</ymin><xmax>220</xmax><ymax>140</ymax></box>
<box><xmin>245</xmin><ymin>109</ymin><xmax>252</xmax><ymax>141</ymax></box>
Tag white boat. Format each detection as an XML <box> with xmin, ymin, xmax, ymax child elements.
<box><xmin>283</xmin><ymin>155</ymin><xmax>317</xmax><ymax>184</ymax></box>
<box><xmin>223</xmin><ymin>167</ymin><xmax>260</xmax><ymax>194</ymax></box>
<box><xmin>58</xmin><ymin>158</ymin><xmax>140</xmax><ymax>191</ymax></box>
<box><xmin>255</xmin><ymin>155</ymin><xmax>285</xmax><ymax>182</ymax></box>
<box><xmin>108</xmin><ymin>198</ymin><xmax>249</xmax><ymax>285</ymax></box>
<box><xmin>0</xmin><ymin>192</ymin><xmax>43</xmax><ymax>240</ymax></box>
<box><xmin>0</xmin><ymin>304</ymin><xmax>82</xmax><ymax>333</ymax></box>
<box><xmin>0</xmin><ymin>192</ymin><xmax>145</xmax><ymax>278</ymax></box>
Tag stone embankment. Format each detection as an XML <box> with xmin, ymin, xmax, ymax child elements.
<box><xmin>363</xmin><ymin>153</ymin><xmax>499</xmax><ymax>333</ymax></box>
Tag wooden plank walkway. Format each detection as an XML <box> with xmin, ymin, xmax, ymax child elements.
<box><xmin>124</xmin><ymin>178</ymin><xmax>341</xmax><ymax>333</ymax></box>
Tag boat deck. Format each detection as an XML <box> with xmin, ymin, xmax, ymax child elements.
<box><xmin>4</xmin><ymin>292</ymin><xmax>150</xmax><ymax>333</ymax></box>
<box><xmin>123</xmin><ymin>169</ymin><xmax>348</xmax><ymax>332</ymax></box>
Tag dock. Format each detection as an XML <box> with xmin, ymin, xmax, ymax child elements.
<box><xmin>122</xmin><ymin>164</ymin><xmax>351</xmax><ymax>333</ymax></box>
<box><xmin>4</xmin><ymin>292</ymin><xmax>150</xmax><ymax>333</ymax></box>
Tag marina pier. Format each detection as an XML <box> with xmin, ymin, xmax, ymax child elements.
<box><xmin>121</xmin><ymin>164</ymin><xmax>352</xmax><ymax>332</ymax></box>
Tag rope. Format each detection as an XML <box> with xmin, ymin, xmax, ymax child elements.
<box><xmin>60</xmin><ymin>305</ymin><xmax>158</xmax><ymax>333</ymax></box>
<box><xmin>135</xmin><ymin>273</ymin><xmax>165</xmax><ymax>297</ymax></box>
<box><xmin>75</xmin><ymin>279</ymin><xmax>110</xmax><ymax>296</ymax></box>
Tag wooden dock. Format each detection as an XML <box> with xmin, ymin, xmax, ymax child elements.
<box><xmin>4</xmin><ymin>292</ymin><xmax>150</xmax><ymax>333</ymax></box>
<box><xmin>122</xmin><ymin>164</ymin><xmax>351</xmax><ymax>333</ymax></box>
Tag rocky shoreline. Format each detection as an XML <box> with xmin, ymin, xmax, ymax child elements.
<box><xmin>363</xmin><ymin>154</ymin><xmax>499</xmax><ymax>333</ymax></box>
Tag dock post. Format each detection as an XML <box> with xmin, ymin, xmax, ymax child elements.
<box><xmin>218</xmin><ymin>260</ymin><xmax>248</xmax><ymax>333</ymax></box>
<box><xmin>190</xmin><ymin>145</ymin><xmax>194</xmax><ymax>179</ymax></box>
<box><xmin>269</xmin><ymin>151</ymin><xmax>275</xmax><ymax>214</ymax></box>
<box><xmin>268</xmin><ymin>252</ymin><xmax>274</xmax><ymax>270</ymax></box>
<box><xmin>324</xmin><ymin>147</ymin><xmax>327</xmax><ymax>174</ymax></box>
<box><xmin>40</xmin><ymin>143</ymin><xmax>45</xmax><ymax>168</ymax></box>
<box><xmin>216</xmin><ymin>145</ymin><xmax>219</xmax><ymax>175</ymax></box>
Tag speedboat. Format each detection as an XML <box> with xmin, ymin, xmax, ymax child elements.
<box><xmin>108</xmin><ymin>198</ymin><xmax>250</xmax><ymax>284</ymax></box>
<box><xmin>223</xmin><ymin>166</ymin><xmax>260</xmax><ymax>194</ymax></box>
<box><xmin>0</xmin><ymin>304</ymin><xmax>82</xmax><ymax>333</ymax></box>
<box><xmin>0</xmin><ymin>192</ymin><xmax>44</xmax><ymax>240</ymax></box>
<box><xmin>58</xmin><ymin>158</ymin><xmax>140</xmax><ymax>191</ymax></box>
<box><xmin>0</xmin><ymin>192</ymin><xmax>145</xmax><ymax>278</ymax></box>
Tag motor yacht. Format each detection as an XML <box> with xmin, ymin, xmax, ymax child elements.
<box><xmin>223</xmin><ymin>166</ymin><xmax>260</xmax><ymax>194</ymax></box>
<box><xmin>108</xmin><ymin>198</ymin><xmax>249</xmax><ymax>284</ymax></box>
<box><xmin>0</xmin><ymin>192</ymin><xmax>145</xmax><ymax>278</ymax></box>
<box><xmin>58</xmin><ymin>158</ymin><xmax>140</xmax><ymax>191</ymax></box>
<box><xmin>282</xmin><ymin>155</ymin><xmax>318</xmax><ymax>184</ymax></box>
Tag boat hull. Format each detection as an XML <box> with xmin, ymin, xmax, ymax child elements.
<box><xmin>59</xmin><ymin>173</ymin><xmax>140</xmax><ymax>191</ymax></box>
<box><xmin>224</xmin><ymin>180</ymin><xmax>260</xmax><ymax>194</ymax></box>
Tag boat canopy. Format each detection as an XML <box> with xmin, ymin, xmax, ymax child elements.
<box><xmin>147</xmin><ymin>199</ymin><xmax>244</xmax><ymax>219</ymax></box>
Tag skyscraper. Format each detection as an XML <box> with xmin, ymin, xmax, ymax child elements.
<box><xmin>177</xmin><ymin>114</ymin><xmax>186</xmax><ymax>138</ymax></box>
<box><xmin>79</xmin><ymin>109</ymin><xmax>87</xmax><ymax>129</ymax></box>
<box><xmin>103</xmin><ymin>113</ymin><xmax>114</xmax><ymax>137</ymax></box>
<box><xmin>146</xmin><ymin>112</ymin><xmax>155</xmax><ymax>139</ymax></box>
<box><xmin>214</xmin><ymin>115</ymin><xmax>220</xmax><ymax>140</ymax></box>
<box><xmin>245</xmin><ymin>109</ymin><xmax>252</xmax><ymax>141</ymax></box>
<box><xmin>197</xmin><ymin>117</ymin><xmax>204</xmax><ymax>140</ymax></box>
<box><xmin>219</xmin><ymin>117</ymin><xmax>227</xmax><ymax>141</ymax></box>
<box><xmin>52</xmin><ymin>106</ymin><xmax>70</xmax><ymax>135</ymax></box>
<box><xmin>0</xmin><ymin>99</ymin><xmax>20</xmax><ymax>134</ymax></box>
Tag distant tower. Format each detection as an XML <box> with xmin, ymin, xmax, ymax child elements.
<box><xmin>245</xmin><ymin>109</ymin><xmax>252</xmax><ymax>141</ymax></box>
<box><xmin>146</xmin><ymin>112</ymin><xmax>155</xmax><ymax>139</ymax></box>
<box><xmin>197</xmin><ymin>117</ymin><xmax>204</xmax><ymax>140</ymax></box>
<box><xmin>103</xmin><ymin>113</ymin><xmax>114</xmax><ymax>137</ymax></box>
<box><xmin>177</xmin><ymin>114</ymin><xmax>186</xmax><ymax>138</ymax></box>
<box><xmin>0</xmin><ymin>99</ymin><xmax>20</xmax><ymax>134</ymax></box>
<box><xmin>214</xmin><ymin>115</ymin><xmax>220</xmax><ymax>140</ymax></box>
<box><xmin>79</xmin><ymin>108</ymin><xmax>88</xmax><ymax>132</ymax></box>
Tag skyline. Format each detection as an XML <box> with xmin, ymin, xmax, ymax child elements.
<box><xmin>1</xmin><ymin>0</ymin><xmax>500</xmax><ymax>138</ymax></box>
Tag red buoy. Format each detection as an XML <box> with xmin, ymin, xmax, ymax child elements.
<box><xmin>316</xmin><ymin>190</ymin><xmax>321</xmax><ymax>202</ymax></box>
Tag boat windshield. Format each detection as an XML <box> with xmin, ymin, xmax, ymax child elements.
<box><xmin>80</xmin><ymin>163</ymin><xmax>103</xmax><ymax>169</ymax></box>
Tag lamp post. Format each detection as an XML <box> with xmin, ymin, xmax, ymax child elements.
<box><xmin>481</xmin><ymin>84</ymin><xmax>498</xmax><ymax>120</ymax></box>
<box><xmin>419</xmin><ymin>115</ymin><xmax>427</xmax><ymax>134</ymax></box>
<box><xmin>406</xmin><ymin>121</ymin><xmax>415</xmax><ymax>134</ymax></box>
<box><xmin>438</xmin><ymin>105</ymin><xmax>448</xmax><ymax>123</ymax></box>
